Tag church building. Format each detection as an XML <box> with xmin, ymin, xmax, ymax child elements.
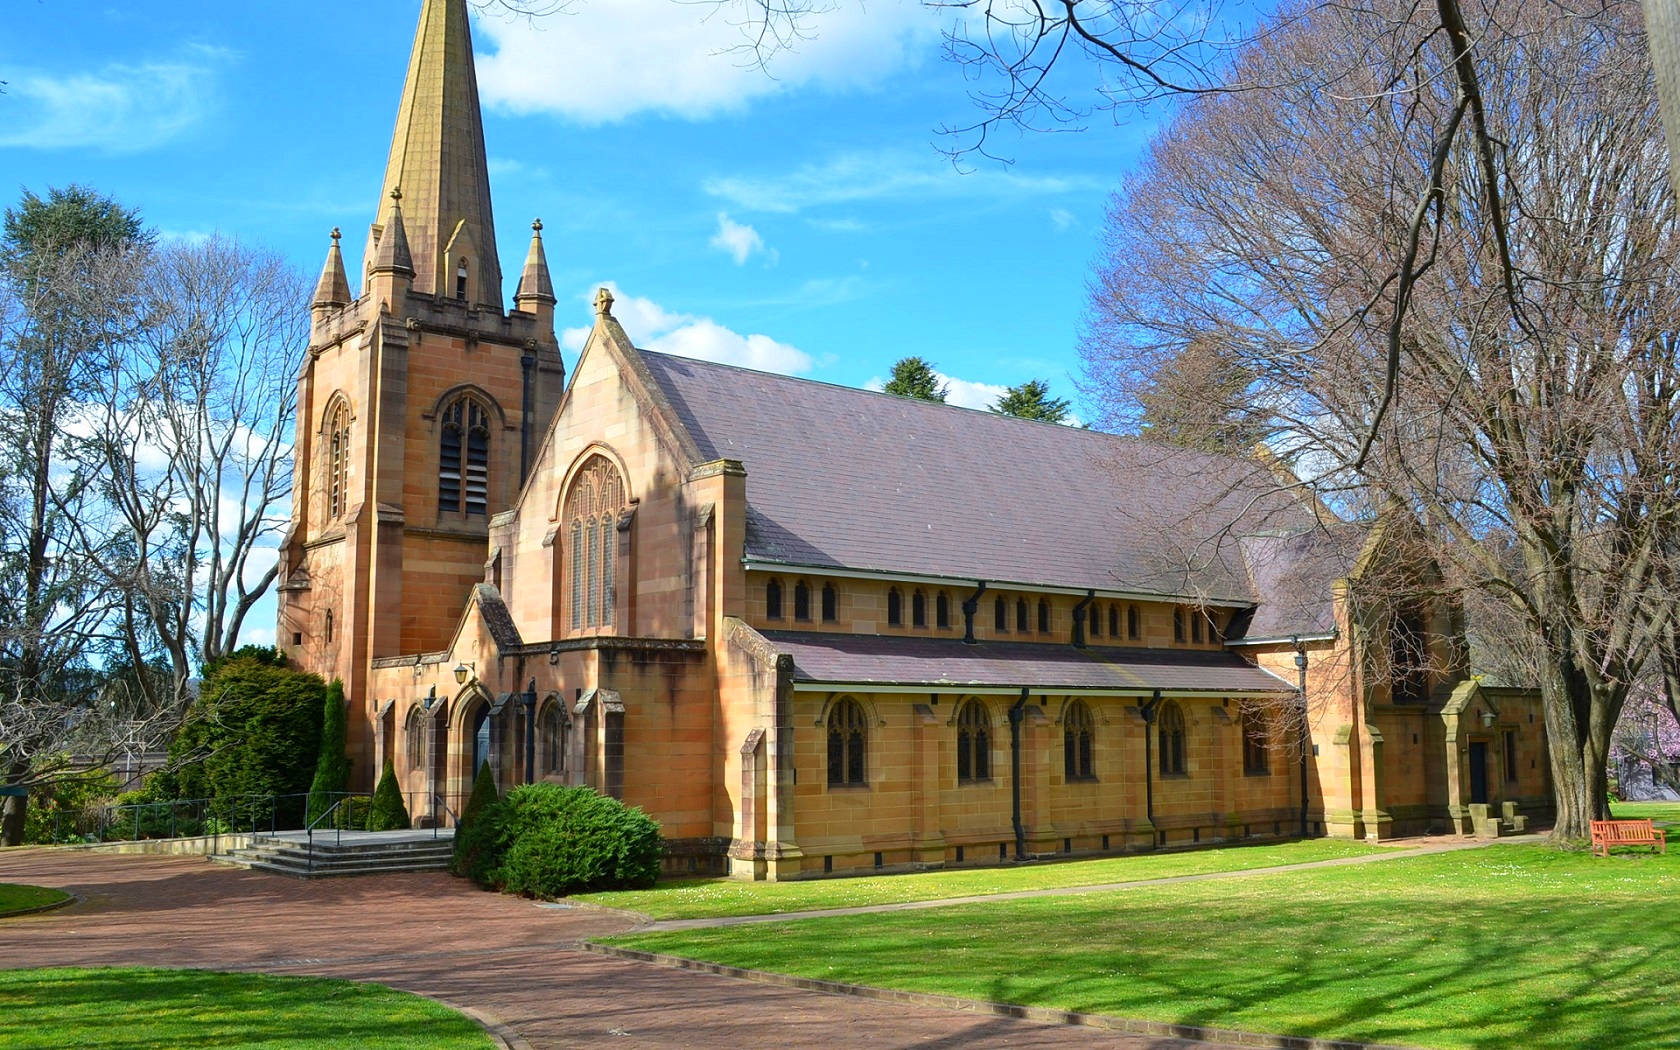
<box><xmin>278</xmin><ymin>0</ymin><xmax>1554</xmax><ymax>879</ymax></box>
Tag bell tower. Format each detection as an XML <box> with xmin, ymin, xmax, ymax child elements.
<box><xmin>277</xmin><ymin>0</ymin><xmax>566</xmax><ymax>784</ymax></box>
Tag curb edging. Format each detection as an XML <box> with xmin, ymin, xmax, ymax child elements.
<box><xmin>581</xmin><ymin>942</ymin><xmax>1426</xmax><ymax>1050</ymax></box>
<box><xmin>454</xmin><ymin>1004</ymin><xmax>536</xmax><ymax>1050</ymax></box>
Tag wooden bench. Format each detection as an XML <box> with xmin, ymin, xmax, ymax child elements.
<box><xmin>1590</xmin><ymin>819</ymin><xmax>1668</xmax><ymax>857</ymax></box>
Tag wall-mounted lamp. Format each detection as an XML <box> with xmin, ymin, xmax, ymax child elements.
<box><xmin>453</xmin><ymin>661</ymin><xmax>476</xmax><ymax>685</ymax></box>
<box><xmin>1480</xmin><ymin>709</ymin><xmax>1497</xmax><ymax>729</ymax></box>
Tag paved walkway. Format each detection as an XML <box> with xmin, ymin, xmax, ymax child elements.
<box><xmin>640</xmin><ymin>835</ymin><xmax>1526</xmax><ymax>932</ymax></box>
<box><xmin>0</xmin><ymin>848</ymin><xmax>1250</xmax><ymax>1050</ymax></box>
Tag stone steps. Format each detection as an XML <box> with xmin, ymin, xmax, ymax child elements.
<box><xmin>212</xmin><ymin>830</ymin><xmax>455</xmax><ymax>879</ymax></box>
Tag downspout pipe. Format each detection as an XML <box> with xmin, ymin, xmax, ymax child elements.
<box><xmin>1071</xmin><ymin>589</ymin><xmax>1096</xmax><ymax>648</ymax></box>
<box><xmin>1141</xmin><ymin>689</ymin><xmax>1161</xmax><ymax>833</ymax></box>
<box><xmin>1294</xmin><ymin>635</ymin><xmax>1310</xmax><ymax>838</ymax></box>
<box><xmin>523</xmin><ymin>677</ymin><xmax>538</xmax><ymax>785</ymax></box>
<box><xmin>1009</xmin><ymin>687</ymin><xmax>1028</xmax><ymax>860</ymax></box>
<box><xmin>520</xmin><ymin>351</ymin><xmax>537</xmax><ymax>482</ymax></box>
<box><xmin>962</xmin><ymin>581</ymin><xmax>988</xmax><ymax>645</ymax></box>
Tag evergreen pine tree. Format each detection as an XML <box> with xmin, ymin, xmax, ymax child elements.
<box><xmin>882</xmin><ymin>357</ymin><xmax>948</xmax><ymax>402</ymax></box>
<box><xmin>990</xmin><ymin>379</ymin><xmax>1072</xmax><ymax>423</ymax></box>
<box><xmin>367</xmin><ymin>759</ymin><xmax>411</xmax><ymax>832</ymax></box>
<box><xmin>304</xmin><ymin>679</ymin><xmax>350</xmax><ymax>825</ymax></box>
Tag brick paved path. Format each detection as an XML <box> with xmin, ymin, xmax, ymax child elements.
<box><xmin>0</xmin><ymin>849</ymin><xmax>1243</xmax><ymax>1050</ymax></box>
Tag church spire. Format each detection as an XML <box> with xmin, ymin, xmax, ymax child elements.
<box><xmin>376</xmin><ymin>0</ymin><xmax>501</xmax><ymax>308</ymax></box>
<box><xmin>313</xmin><ymin>228</ymin><xmax>353</xmax><ymax>309</ymax></box>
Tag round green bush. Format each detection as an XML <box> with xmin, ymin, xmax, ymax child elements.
<box><xmin>453</xmin><ymin>783</ymin><xmax>663</xmax><ymax>897</ymax></box>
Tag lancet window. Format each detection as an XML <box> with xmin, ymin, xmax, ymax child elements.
<box><xmin>565</xmin><ymin>456</ymin><xmax>625</xmax><ymax>631</ymax></box>
<box><xmin>325</xmin><ymin>400</ymin><xmax>351</xmax><ymax>520</ymax></box>
<box><xmin>1158</xmin><ymin>701</ymin><xmax>1187</xmax><ymax>775</ymax></box>
<box><xmin>1064</xmin><ymin>700</ymin><xmax>1095</xmax><ymax>780</ymax></box>
<box><xmin>956</xmin><ymin>700</ymin><xmax>992</xmax><ymax>783</ymax></box>
<box><xmin>827</xmin><ymin>698</ymin><xmax>868</xmax><ymax>787</ymax></box>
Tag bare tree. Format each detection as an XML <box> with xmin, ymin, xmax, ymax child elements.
<box><xmin>1081</xmin><ymin>0</ymin><xmax>1678</xmax><ymax>840</ymax></box>
<box><xmin>84</xmin><ymin>237</ymin><xmax>306</xmax><ymax>716</ymax></box>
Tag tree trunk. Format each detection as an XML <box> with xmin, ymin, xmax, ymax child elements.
<box><xmin>1541</xmin><ymin>652</ymin><xmax>1615</xmax><ymax>842</ymax></box>
<box><xmin>1</xmin><ymin>763</ymin><xmax>27</xmax><ymax>846</ymax></box>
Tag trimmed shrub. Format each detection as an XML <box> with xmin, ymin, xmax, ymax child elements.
<box><xmin>453</xmin><ymin>783</ymin><xmax>663</xmax><ymax>897</ymax></box>
<box><xmin>167</xmin><ymin>653</ymin><xmax>327</xmax><ymax>828</ymax></box>
<box><xmin>367</xmin><ymin>760</ymin><xmax>411</xmax><ymax>831</ymax></box>
<box><xmin>451</xmin><ymin>762</ymin><xmax>499</xmax><ymax>871</ymax></box>
<box><xmin>305</xmin><ymin>680</ymin><xmax>351</xmax><ymax>825</ymax></box>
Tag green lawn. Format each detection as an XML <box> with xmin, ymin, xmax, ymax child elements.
<box><xmin>610</xmin><ymin>842</ymin><xmax>1680</xmax><ymax>1049</ymax></box>
<box><xmin>0</xmin><ymin>968</ymin><xmax>494</xmax><ymax>1050</ymax></box>
<box><xmin>578</xmin><ymin>838</ymin><xmax>1390</xmax><ymax>919</ymax></box>
<box><xmin>1611</xmin><ymin>800</ymin><xmax>1680</xmax><ymax>823</ymax></box>
<box><xmin>0</xmin><ymin>883</ymin><xmax>70</xmax><ymax>917</ymax></box>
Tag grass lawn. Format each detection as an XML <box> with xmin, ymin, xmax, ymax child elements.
<box><xmin>0</xmin><ymin>968</ymin><xmax>494</xmax><ymax>1050</ymax></box>
<box><xmin>577</xmin><ymin>838</ymin><xmax>1391</xmax><ymax>919</ymax></box>
<box><xmin>1610</xmin><ymin>800</ymin><xmax>1680</xmax><ymax>823</ymax></box>
<box><xmin>0</xmin><ymin>883</ymin><xmax>70</xmax><ymax>917</ymax></box>
<box><xmin>610</xmin><ymin>840</ymin><xmax>1680</xmax><ymax>1049</ymax></box>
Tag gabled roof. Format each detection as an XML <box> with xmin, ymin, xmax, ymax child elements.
<box><xmin>1229</xmin><ymin>523</ymin><xmax>1368</xmax><ymax>642</ymax></box>
<box><xmin>764</xmin><ymin>631</ymin><xmax>1291</xmax><ymax>695</ymax></box>
<box><xmin>639</xmin><ymin>351</ymin><xmax>1323</xmax><ymax>602</ymax></box>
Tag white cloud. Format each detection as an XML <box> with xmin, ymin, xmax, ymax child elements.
<box><xmin>863</xmin><ymin>370</ymin><xmax>1008</xmax><ymax>412</ymax></box>
<box><xmin>710</xmin><ymin>213</ymin><xmax>770</xmax><ymax>265</ymax></box>
<box><xmin>0</xmin><ymin>48</ymin><xmax>227</xmax><ymax>152</ymax></box>
<box><xmin>474</xmin><ymin>0</ymin><xmax>940</xmax><ymax>123</ymax></box>
<box><xmin>1050</xmin><ymin>208</ymin><xmax>1076</xmax><ymax>231</ymax></box>
<box><xmin>704</xmin><ymin>149</ymin><xmax>1104</xmax><ymax>214</ymax></box>
<box><xmin>562</xmin><ymin>283</ymin><xmax>812</xmax><ymax>376</ymax></box>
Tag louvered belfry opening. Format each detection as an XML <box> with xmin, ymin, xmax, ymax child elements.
<box><xmin>438</xmin><ymin>398</ymin><xmax>490</xmax><ymax>517</ymax></box>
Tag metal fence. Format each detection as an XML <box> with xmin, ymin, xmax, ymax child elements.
<box><xmin>40</xmin><ymin>789</ymin><xmax>467</xmax><ymax>845</ymax></box>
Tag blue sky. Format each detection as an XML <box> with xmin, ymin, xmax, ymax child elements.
<box><xmin>1</xmin><ymin>0</ymin><xmax>1160</xmax><ymax>414</ymax></box>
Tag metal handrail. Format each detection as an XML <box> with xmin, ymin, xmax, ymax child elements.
<box><xmin>304</xmin><ymin>793</ymin><xmax>375</xmax><ymax>875</ymax></box>
<box><xmin>431</xmin><ymin>793</ymin><xmax>461</xmax><ymax>839</ymax></box>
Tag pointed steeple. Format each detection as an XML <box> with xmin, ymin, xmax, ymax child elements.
<box><xmin>371</xmin><ymin>190</ymin><xmax>416</xmax><ymax>277</ymax></box>
<box><xmin>514</xmin><ymin>219</ymin><xmax>556</xmax><ymax>310</ymax></box>
<box><xmin>313</xmin><ymin>228</ymin><xmax>353</xmax><ymax>309</ymax></box>
<box><xmin>376</xmin><ymin>0</ymin><xmax>501</xmax><ymax>307</ymax></box>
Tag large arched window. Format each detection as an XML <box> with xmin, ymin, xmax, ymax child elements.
<box><xmin>827</xmin><ymin>698</ymin><xmax>868</xmax><ymax>787</ymax></box>
<box><xmin>439</xmin><ymin>397</ymin><xmax>491</xmax><ymax>517</ymax></box>
<box><xmin>956</xmin><ymin>700</ymin><xmax>991</xmax><ymax>783</ymax></box>
<box><xmin>565</xmin><ymin>456</ymin><xmax>625</xmax><ymax>631</ymax></box>
<box><xmin>1064</xmin><ymin>700</ymin><xmax>1095</xmax><ymax>780</ymax></box>
<box><xmin>1158</xmin><ymin>701</ymin><xmax>1187</xmax><ymax>775</ymax></box>
<box><xmin>405</xmin><ymin>706</ymin><xmax>426</xmax><ymax>772</ymax></box>
<box><xmin>540</xmin><ymin>702</ymin><xmax>567</xmax><ymax>777</ymax></box>
<box><xmin>1242</xmin><ymin>706</ymin><xmax>1270</xmax><ymax>775</ymax></box>
<box><xmin>324</xmin><ymin>400</ymin><xmax>351</xmax><ymax>520</ymax></box>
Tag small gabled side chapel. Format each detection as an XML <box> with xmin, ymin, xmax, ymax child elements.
<box><xmin>278</xmin><ymin>0</ymin><xmax>1554</xmax><ymax>880</ymax></box>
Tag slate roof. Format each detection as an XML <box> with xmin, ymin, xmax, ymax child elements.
<box><xmin>639</xmin><ymin>351</ymin><xmax>1324</xmax><ymax>603</ymax></box>
<box><xmin>763</xmin><ymin>631</ymin><xmax>1293</xmax><ymax>695</ymax></box>
<box><xmin>1229</xmin><ymin>524</ymin><xmax>1368</xmax><ymax>642</ymax></box>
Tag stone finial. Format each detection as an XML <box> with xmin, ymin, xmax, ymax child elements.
<box><xmin>331</xmin><ymin>227</ymin><xmax>342</xmax><ymax>242</ymax></box>
<box><xmin>313</xmin><ymin>227</ymin><xmax>353</xmax><ymax>308</ymax></box>
<box><xmin>514</xmin><ymin>217</ymin><xmax>556</xmax><ymax>309</ymax></box>
<box><xmin>594</xmin><ymin>287</ymin><xmax>615</xmax><ymax>317</ymax></box>
<box><xmin>370</xmin><ymin>194</ymin><xmax>416</xmax><ymax>278</ymax></box>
